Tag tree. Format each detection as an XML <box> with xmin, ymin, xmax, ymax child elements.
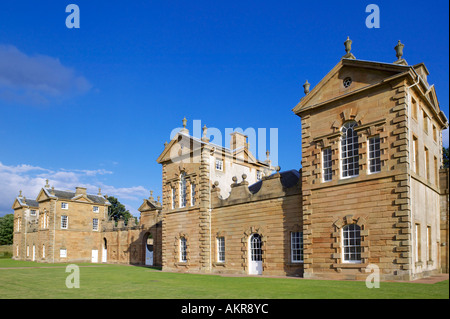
<box><xmin>443</xmin><ymin>147</ymin><xmax>449</xmax><ymax>169</ymax></box>
<box><xmin>107</xmin><ymin>196</ymin><xmax>132</xmax><ymax>222</ymax></box>
<box><xmin>0</xmin><ymin>214</ymin><xmax>14</xmax><ymax>245</ymax></box>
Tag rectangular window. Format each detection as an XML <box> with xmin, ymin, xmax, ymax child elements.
<box><xmin>217</xmin><ymin>237</ymin><xmax>225</xmax><ymax>263</ymax></box>
<box><xmin>434</xmin><ymin>156</ymin><xmax>438</xmax><ymax>186</ymax></box>
<box><xmin>60</xmin><ymin>249</ymin><xmax>67</xmax><ymax>258</ymax></box>
<box><xmin>322</xmin><ymin>148</ymin><xmax>332</xmax><ymax>182</ymax></box>
<box><xmin>415</xmin><ymin>223</ymin><xmax>421</xmax><ymax>263</ymax></box>
<box><xmin>342</xmin><ymin>225</ymin><xmax>362</xmax><ymax>263</ymax></box>
<box><xmin>93</xmin><ymin>218</ymin><xmax>99</xmax><ymax>231</ymax></box>
<box><xmin>424</xmin><ymin>147</ymin><xmax>430</xmax><ymax>182</ymax></box>
<box><xmin>30</xmin><ymin>210</ymin><xmax>36</xmax><ymax>216</ymax></box>
<box><xmin>61</xmin><ymin>202</ymin><xmax>68</xmax><ymax>210</ymax></box>
<box><xmin>191</xmin><ymin>184</ymin><xmax>196</xmax><ymax>206</ymax></box>
<box><xmin>427</xmin><ymin>226</ymin><xmax>432</xmax><ymax>262</ymax></box>
<box><xmin>423</xmin><ymin>110</ymin><xmax>429</xmax><ymax>134</ymax></box>
<box><xmin>171</xmin><ymin>188</ymin><xmax>176</xmax><ymax>209</ymax></box>
<box><xmin>291</xmin><ymin>232</ymin><xmax>304</xmax><ymax>263</ymax></box>
<box><xmin>93</xmin><ymin>206</ymin><xmax>99</xmax><ymax>213</ymax></box>
<box><xmin>341</xmin><ymin>122</ymin><xmax>359</xmax><ymax>178</ymax></box>
<box><xmin>256</xmin><ymin>170</ymin><xmax>262</xmax><ymax>181</ymax></box>
<box><xmin>61</xmin><ymin>215</ymin><xmax>68</xmax><ymax>229</ymax></box>
<box><xmin>432</xmin><ymin>125</ymin><xmax>437</xmax><ymax>142</ymax></box>
<box><xmin>180</xmin><ymin>174</ymin><xmax>187</xmax><ymax>208</ymax></box>
<box><xmin>215</xmin><ymin>159</ymin><xmax>223</xmax><ymax>171</ymax></box>
<box><xmin>411</xmin><ymin>97</ymin><xmax>418</xmax><ymax>120</ymax></box>
<box><xmin>368</xmin><ymin>136</ymin><xmax>381</xmax><ymax>173</ymax></box>
<box><xmin>180</xmin><ymin>238</ymin><xmax>187</xmax><ymax>262</ymax></box>
<box><xmin>17</xmin><ymin>218</ymin><xmax>21</xmax><ymax>232</ymax></box>
<box><xmin>412</xmin><ymin>136</ymin><xmax>419</xmax><ymax>174</ymax></box>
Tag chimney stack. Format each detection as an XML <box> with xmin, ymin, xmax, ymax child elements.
<box><xmin>75</xmin><ymin>187</ymin><xmax>87</xmax><ymax>196</ymax></box>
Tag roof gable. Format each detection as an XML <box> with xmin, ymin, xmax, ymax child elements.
<box><xmin>293</xmin><ymin>59</ymin><xmax>411</xmax><ymax>114</ymax></box>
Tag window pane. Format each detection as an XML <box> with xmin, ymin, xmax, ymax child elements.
<box><xmin>341</xmin><ymin>122</ymin><xmax>359</xmax><ymax>178</ymax></box>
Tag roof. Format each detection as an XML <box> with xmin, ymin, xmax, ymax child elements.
<box><xmin>16</xmin><ymin>197</ymin><xmax>39</xmax><ymax>208</ymax></box>
<box><xmin>43</xmin><ymin>188</ymin><xmax>109</xmax><ymax>204</ymax></box>
<box><xmin>248</xmin><ymin>169</ymin><xmax>300</xmax><ymax>194</ymax></box>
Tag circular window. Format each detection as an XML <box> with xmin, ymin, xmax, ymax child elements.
<box><xmin>343</xmin><ymin>77</ymin><xmax>352</xmax><ymax>88</ymax></box>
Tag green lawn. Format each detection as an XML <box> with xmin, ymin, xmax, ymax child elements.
<box><xmin>0</xmin><ymin>259</ymin><xmax>448</xmax><ymax>299</ymax></box>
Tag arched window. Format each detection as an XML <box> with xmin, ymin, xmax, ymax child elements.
<box><xmin>179</xmin><ymin>172</ymin><xmax>187</xmax><ymax>208</ymax></box>
<box><xmin>341</xmin><ymin>121</ymin><xmax>359</xmax><ymax>178</ymax></box>
<box><xmin>342</xmin><ymin>224</ymin><xmax>361</xmax><ymax>263</ymax></box>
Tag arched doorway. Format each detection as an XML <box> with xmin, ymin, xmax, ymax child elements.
<box><xmin>102</xmin><ymin>238</ymin><xmax>107</xmax><ymax>263</ymax></box>
<box><xmin>144</xmin><ymin>233</ymin><xmax>153</xmax><ymax>266</ymax></box>
<box><xmin>249</xmin><ymin>234</ymin><xmax>262</xmax><ymax>275</ymax></box>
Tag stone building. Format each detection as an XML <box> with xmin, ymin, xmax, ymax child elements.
<box><xmin>292</xmin><ymin>39</ymin><xmax>449</xmax><ymax>280</ymax></box>
<box><xmin>12</xmin><ymin>38</ymin><xmax>449</xmax><ymax>281</ymax></box>
<box><xmin>12</xmin><ymin>182</ymin><xmax>162</xmax><ymax>266</ymax></box>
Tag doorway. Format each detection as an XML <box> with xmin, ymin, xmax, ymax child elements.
<box><xmin>144</xmin><ymin>233</ymin><xmax>154</xmax><ymax>266</ymax></box>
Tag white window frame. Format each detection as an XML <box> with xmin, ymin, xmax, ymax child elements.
<box><xmin>30</xmin><ymin>209</ymin><xmax>36</xmax><ymax>216</ymax></box>
<box><xmin>191</xmin><ymin>183</ymin><xmax>196</xmax><ymax>206</ymax></box>
<box><xmin>368</xmin><ymin>136</ymin><xmax>381</xmax><ymax>174</ymax></box>
<box><xmin>341</xmin><ymin>224</ymin><xmax>362</xmax><ymax>264</ymax></box>
<box><xmin>291</xmin><ymin>232</ymin><xmax>304</xmax><ymax>263</ymax></box>
<box><xmin>60</xmin><ymin>249</ymin><xmax>67</xmax><ymax>258</ymax></box>
<box><xmin>215</xmin><ymin>159</ymin><xmax>223</xmax><ymax>171</ymax></box>
<box><xmin>93</xmin><ymin>206</ymin><xmax>99</xmax><ymax>213</ymax></box>
<box><xmin>322</xmin><ymin>148</ymin><xmax>332</xmax><ymax>182</ymax></box>
<box><xmin>179</xmin><ymin>173</ymin><xmax>187</xmax><ymax>208</ymax></box>
<box><xmin>180</xmin><ymin>237</ymin><xmax>187</xmax><ymax>262</ymax></box>
<box><xmin>340</xmin><ymin>121</ymin><xmax>359</xmax><ymax>179</ymax></box>
<box><xmin>93</xmin><ymin>218</ymin><xmax>99</xmax><ymax>231</ymax></box>
<box><xmin>171</xmin><ymin>187</ymin><xmax>176</xmax><ymax>209</ymax></box>
<box><xmin>256</xmin><ymin>170</ymin><xmax>262</xmax><ymax>181</ymax></box>
<box><xmin>61</xmin><ymin>202</ymin><xmax>69</xmax><ymax>210</ymax></box>
<box><xmin>61</xmin><ymin>215</ymin><xmax>68</xmax><ymax>229</ymax></box>
<box><xmin>217</xmin><ymin>237</ymin><xmax>225</xmax><ymax>263</ymax></box>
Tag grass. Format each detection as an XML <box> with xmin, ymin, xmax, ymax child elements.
<box><xmin>0</xmin><ymin>259</ymin><xmax>448</xmax><ymax>299</ymax></box>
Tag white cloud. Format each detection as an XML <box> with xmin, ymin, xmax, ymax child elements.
<box><xmin>0</xmin><ymin>161</ymin><xmax>148</xmax><ymax>217</ymax></box>
<box><xmin>0</xmin><ymin>44</ymin><xmax>91</xmax><ymax>105</ymax></box>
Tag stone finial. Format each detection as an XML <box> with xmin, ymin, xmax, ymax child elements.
<box><xmin>180</xmin><ymin>117</ymin><xmax>189</xmax><ymax>134</ymax></box>
<box><xmin>19</xmin><ymin>190</ymin><xmax>22</xmax><ymax>197</ymax></box>
<box><xmin>395</xmin><ymin>40</ymin><xmax>404</xmax><ymax>59</ymax></box>
<box><xmin>201</xmin><ymin>125</ymin><xmax>209</xmax><ymax>142</ymax></box>
<box><xmin>50</xmin><ymin>186</ymin><xmax>55</xmax><ymax>195</ymax></box>
<box><xmin>98</xmin><ymin>188</ymin><xmax>102</xmax><ymax>195</ymax></box>
<box><xmin>242</xmin><ymin>174</ymin><xmax>247</xmax><ymax>181</ymax></box>
<box><xmin>276</xmin><ymin>166</ymin><xmax>281</xmax><ymax>173</ymax></box>
<box><xmin>393</xmin><ymin>40</ymin><xmax>407</xmax><ymax>65</ymax></box>
<box><xmin>303</xmin><ymin>80</ymin><xmax>310</xmax><ymax>95</ymax></box>
<box><xmin>214</xmin><ymin>181</ymin><xmax>219</xmax><ymax>187</ymax></box>
<box><xmin>157</xmin><ymin>196</ymin><xmax>161</xmax><ymax>204</ymax></box>
<box><xmin>45</xmin><ymin>179</ymin><xmax>50</xmax><ymax>188</ymax></box>
<box><xmin>149</xmin><ymin>190</ymin><xmax>154</xmax><ymax>201</ymax></box>
<box><xmin>342</xmin><ymin>36</ymin><xmax>356</xmax><ymax>59</ymax></box>
<box><xmin>232</xmin><ymin>176</ymin><xmax>238</xmax><ymax>183</ymax></box>
<box><xmin>266</xmin><ymin>150</ymin><xmax>270</xmax><ymax>159</ymax></box>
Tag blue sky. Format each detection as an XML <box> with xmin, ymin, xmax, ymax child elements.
<box><xmin>0</xmin><ymin>0</ymin><xmax>448</xmax><ymax>216</ymax></box>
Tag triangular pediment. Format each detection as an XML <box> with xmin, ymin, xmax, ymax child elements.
<box><xmin>72</xmin><ymin>194</ymin><xmax>94</xmax><ymax>203</ymax></box>
<box><xmin>12</xmin><ymin>198</ymin><xmax>23</xmax><ymax>210</ymax></box>
<box><xmin>36</xmin><ymin>188</ymin><xmax>52</xmax><ymax>202</ymax></box>
<box><xmin>138</xmin><ymin>199</ymin><xmax>160</xmax><ymax>212</ymax></box>
<box><xmin>157</xmin><ymin>133</ymin><xmax>204</xmax><ymax>164</ymax></box>
<box><xmin>293</xmin><ymin>59</ymin><xmax>411</xmax><ymax>114</ymax></box>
